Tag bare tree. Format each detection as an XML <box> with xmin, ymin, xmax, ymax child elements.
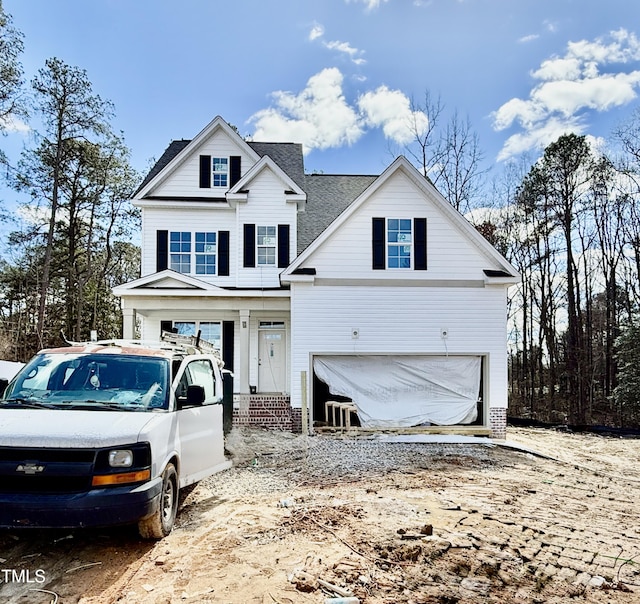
<box><xmin>404</xmin><ymin>90</ymin><xmax>486</xmax><ymax>214</ymax></box>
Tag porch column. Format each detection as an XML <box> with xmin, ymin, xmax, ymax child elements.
<box><xmin>122</xmin><ymin>307</ymin><xmax>136</xmax><ymax>339</ymax></box>
<box><xmin>239</xmin><ymin>309</ymin><xmax>250</xmax><ymax>393</ymax></box>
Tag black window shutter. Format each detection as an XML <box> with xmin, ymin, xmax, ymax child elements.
<box><xmin>243</xmin><ymin>224</ymin><xmax>256</xmax><ymax>267</ymax></box>
<box><xmin>277</xmin><ymin>224</ymin><xmax>290</xmax><ymax>268</ymax></box>
<box><xmin>372</xmin><ymin>218</ymin><xmax>385</xmax><ymax>270</ymax></box>
<box><xmin>157</xmin><ymin>230</ymin><xmax>168</xmax><ymax>271</ymax></box>
<box><xmin>230</xmin><ymin>156</ymin><xmax>241</xmax><ymax>187</ymax></box>
<box><xmin>414</xmin><ymin>218</ymin><xmax>427</xmax><ymax>270</ymax></box>
<box><xmin>199</xmin><ymin>155</ymin><xmax>211</xmax><ymax>188</ymax></box>
<box><xmin>218</xmin><ymin>231</ymin><xmax>230</xmax><ymax>276</ymax></box>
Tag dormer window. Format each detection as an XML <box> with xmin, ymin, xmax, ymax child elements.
<box><xmin>212</xmin><ymin>157</ymin><xmax>228</xmax><ymax>187</ymax></box>
<box><xmin>199</xmin><ymin>155</ymin><xmax>241</xmax><ymax>189</ymax></box>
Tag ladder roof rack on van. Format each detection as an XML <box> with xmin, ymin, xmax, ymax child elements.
<box><xmin>60</xmin><ymin>330</ymin><xmax>222</xmax><ymax>364</ymax></box>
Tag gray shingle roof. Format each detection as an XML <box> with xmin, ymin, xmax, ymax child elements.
<box><xmin>135</xmin><ymin>140</ymin><xmax>190</xmax><ymax>196</ymax></box>
<box><xmin>247</xmin><ymin>142</ymin><xmax>305</xmax><ymax>189</ymax></box>
<box><xmin>298</xmin><ymin>174</ymin><xmax>377</xmax><ymax>254</ymax></box>
<box><xmin>135</xmin><ymin>139</ymin><xmax>305</xmax><ymax>197</ymax></box>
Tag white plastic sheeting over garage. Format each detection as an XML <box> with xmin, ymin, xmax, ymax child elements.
<box><xmin>314</xmin><ymin>355</ymin><xmax>481</xmax><ymax>428</ymax></box>
<box><xmin>0</xmin><ymin>360</ymin><xmax>24</xmax><ymax>382</ymax></box>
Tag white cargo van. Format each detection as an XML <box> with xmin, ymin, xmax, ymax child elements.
<box><xmin>0</xmin><ymin>332</ymin><xmax>231</xmax><ymax>538</ymax></box>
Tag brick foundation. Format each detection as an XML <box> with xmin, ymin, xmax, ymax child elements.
<box><xmin>232</xmin><ymin>394</ymin><xmax>294</xmax><ymax>431</ymax></box>
<box><xmin>232</xmin><ymin>396</ymin><xmax>507</xmax><ymax>438</ymax></box>
<box><xmin>489</xmin><ymin>407</ymin><xmax>507</xmax><ymax>439</ymax></box>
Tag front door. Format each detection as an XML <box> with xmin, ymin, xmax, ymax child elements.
<box><xmin>258</xmin><ymin>329</ymin><xmax>286</xmax><ymax>392</ymax></box>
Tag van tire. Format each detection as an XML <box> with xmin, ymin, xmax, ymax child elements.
<box><xmin>138</xmin><ymin>463</ymin><xmax>178</xmax><ymax>539</ymax></box>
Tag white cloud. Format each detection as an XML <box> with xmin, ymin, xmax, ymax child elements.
<box><xmin>249</xmin><ymin>69</ymin><xmax>428</xmax><ymax>153</ymax></box>
<box><xmin>324</xmin><ymin>40</ymin><xmax>367</xmax><ymax>65</ymax></box>
<box><xmin>309</xmin><ymin>24</ymin><xmax>366</xmax><ymax>65</ymax></box>
<box><xmin>493</xmin><ymin>29</ymin><xmax>640</xmax><ymax>161</ymax></box>
<box><xmin>518</xmin><ymin>34</ymin><xmax>539</xmax><ymax>44</ymax></box>
<box><xmin>497</xmin><ymin>115</ymin><xmax>585</xmax><ymax>162</ymax></box>
<box><xmin>309</xmin><ymin>23</ymin><xmax>324</xmax><ymax>41</ymax></box>
<box><xmin>531</xmin><ymin>57</ymin><xmax>582</xmax><ymax>81</ymax></box>
<box><xmin>345</xmin><ymin>0</ymin><xmax>389</xmax><ymax>11</ymax></box>
<box><xmin>0</xmin><ymin>116</ymin><xmax>30</xmax><ymax>134</ymax></box>
<box><xmin>249</xmin><ymin>68</ymin><xmax>363</xmax><ymax>151</ymax></box>
<box><xmin>358</xmin><ymin>85</ymin><xmax>429</xmax><ymax>145</ymax></box>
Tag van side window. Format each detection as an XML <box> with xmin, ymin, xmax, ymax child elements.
<box><xmin>176</xmin><ymin>359</ymin><xmax>216</xmax><ymax>405</ymax></box>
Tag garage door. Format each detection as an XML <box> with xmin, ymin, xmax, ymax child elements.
<box><xmin>313</xmin><ymin>355</ymin><xmax>480</xmax><ymax>428</ymax></box>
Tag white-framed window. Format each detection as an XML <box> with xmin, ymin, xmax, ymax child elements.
<box><xmin>257</xmin><ymin>226</ymin><xmax>277</xmax><ymax>265</ymax></box>
<box><xmin>212</xmin><ymin>157</ymin><xmax>228</xmax><ymax>187</ymax></box>
<box><xmin>173</xmin><ymin>321</ymin><xmax>222</xmax><ymax>350</ymax></box>
<box><xmin>170</xmin><ymin>231</ymin><xmax>191</xmax><ymax>273</ymax></box>
<box><xmin>195</xmin><ymin>232</ymin><xmax>216</xmax><ymax>275</ymax></box>
<box><xmin>387</xmin><ymin>219</ymin><xmax>412</xmax><ymax>269</ymax></box>
<box><xmin>170</xmin><ymin>231</ymin><xmax>217</xmax><ymax>275</ymax></box>
<box><xmin>259</xmin><ymin>321</ymin><xmax>285</xmax><ymax>329</ymax></box>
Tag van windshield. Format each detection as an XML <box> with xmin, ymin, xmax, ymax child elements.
<box><xmin>2</xmin><ymin>353</ymin><xmax>170</xmax><ymax>411</ymax></box>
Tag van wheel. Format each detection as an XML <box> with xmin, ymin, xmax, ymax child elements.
<box><xmin>138</xmin><ymin>463</ymin><xmax>178</xmax><ymax>539</ymax></box>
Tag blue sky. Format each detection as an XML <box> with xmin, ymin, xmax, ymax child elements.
<box><xmin>4</xmin><ymin>0</ymin><xmax>640</xmax><ymax>184</ymax></box>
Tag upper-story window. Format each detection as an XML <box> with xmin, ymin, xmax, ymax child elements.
<box><xmin>199</xmin><ymin>155</ymin><xmax>240</xmax><ymax>190</ymax></box>
<box><xmin>170</xmin><ymin>232</ymin><xmax>191</xmax><ymax>273</ymax></box>
<box><xmin>212</xmin><ymin>157</ymin><xmax>228</xmax><ymax>187</ymax></box>
<box><xmin>195</xmin><ymin>232</ymin><xmax>217</xmax><ymax>274</ymax></box>
<box><xmin>243</xmin><ymin>224</ymin><xmax>290</xmax><ymax>269</ymax></box>
<box><xmin>158</xmin><ymin>229</ymin><xmax>229</xmax><ymax>276</ymax></box>
<box><xmin>372</xmin><ymin>217</ymin><xmax>427</xmax><ymax>271</ymax></box>
<box><xmin>170</xmin><ymin>231</ymin><xmax>216</xmax><ymax>275</ymax></box>
<box><xmin>257</xmin><ymin>226</ymin><xmax>277</xmax><ymax>265</ymax></box>
<box><xmin>387</xmin><ymin>219</ymin><xmax>412</xmax><ymax>269</ymax></box>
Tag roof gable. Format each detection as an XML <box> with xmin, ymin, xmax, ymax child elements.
<box><xmin>247</xmin><ymin>142</ymin><xmax>305</xmax><ymax>189</ymax></box>
<box><xmin>112</xmin><ymin>270</ymin><xmax>224</xmax><ymax>294</ymax></box>
<box><xmin>134</xmin><ymin>116</ymin><xmax>260</xmax><ymax>199</ymax></box>
<box><xmin>227</xmin><ymin>155</ymin><xmax>306</xmax><ymax>208</ymax></box>
<box><xmin>283</xmin><ymin>156</ymin><xmax>519</xmax><ymax>281</ymax></box>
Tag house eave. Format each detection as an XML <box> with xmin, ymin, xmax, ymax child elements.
<box><xmin>134</xmin><ymin>197</ymin><xmax>230</xmax><ymax>209</ymax></box>
<box><xmin>280</xmin><ymin>273</ymin><xmax>316</xmax><ymax>284</ymax></box>
<box><xmin>114</xmin><ymin>287</ymin><xmax>292</xmax><ymax>299</ymax></box>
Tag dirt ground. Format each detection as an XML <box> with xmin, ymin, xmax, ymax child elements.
<box><xmin>1</xmin><ymin>427</ymin><xmax>640</xmax><ymax>604</ymax></box>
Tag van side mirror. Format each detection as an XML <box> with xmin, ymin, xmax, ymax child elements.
<box><xmin>186</xmin><ymin>384</ymin><xmax>205</xmax><ymax>406</ymax></box>
<box><xmin>0</xmin><ymin>378</ymin><xmax>7</xmax><ymax>398</ymax></box>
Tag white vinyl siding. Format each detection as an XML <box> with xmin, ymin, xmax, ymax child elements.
<box><xmin>151</xmin><ymin>130</ymin><xmax>254</xmax><ymax>197</ymax></box>
<box><xmin>141</xmin><ymin>206</ymin><xmax>236</xmax><ymax>285</ymax></box>
<box><xmin>305</xmin><ymin>174</ymin><xmax>491</xmax><ymax>280</ymax></box>
<box><xmin>237</xmin><ymin>169</ymin><xmax>296</xmax><ymax>288</ymax></box>
<box><xmin>288</xmin><ymin>282</ymin><xmax>510</xmax><ymax>420</ymax></box>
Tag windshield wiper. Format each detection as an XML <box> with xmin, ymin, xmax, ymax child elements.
<box><xmin>1</xmin><ymin>397</ymin><xmax>51</xmax><ymax>409</ymax></box>
<box><xmin>59</xmin><ymin>400</ymin><xmax>142</xmax><ymax>411</ymax></box>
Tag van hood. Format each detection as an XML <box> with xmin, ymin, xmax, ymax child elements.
<box><xmin>0</xmin><ymin>408</ymin><xmax>164</xmax><ymax>448</ymax></box>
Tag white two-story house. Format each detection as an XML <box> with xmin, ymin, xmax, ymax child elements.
<box><xmin>113</xmin><ymin>116</ymin><xmax>519</xmax><ymax>438</ymax></box>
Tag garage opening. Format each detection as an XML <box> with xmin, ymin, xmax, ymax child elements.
<box><xmin>313</xmin><ymin>355</ymin><xmax>484</xmax><ymax>429</ymax></box>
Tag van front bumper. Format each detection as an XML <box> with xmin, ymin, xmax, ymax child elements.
<box><xmin>0</xmin><ymin>477</ymin><xmax>163</xmax><ymax>529</ymax></box>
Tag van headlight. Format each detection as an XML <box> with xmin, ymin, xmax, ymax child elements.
<box><xmin>108</xmin><ymin>449</ymin><xmax>133</xmax><ymax>467</ymax></box>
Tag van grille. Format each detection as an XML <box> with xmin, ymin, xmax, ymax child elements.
<box><xmin>0</xmin><ymin>447</ymin><xmax>97</xmax><ymax>493</ymax></box>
